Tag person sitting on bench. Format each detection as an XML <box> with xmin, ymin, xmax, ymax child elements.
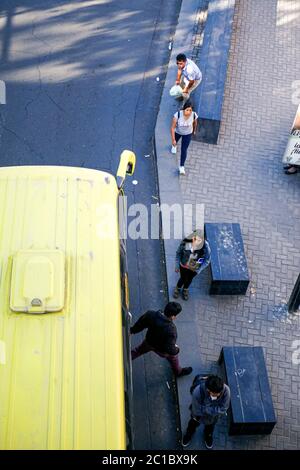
<box><xmin>175</xmin><ymin>53</ymin><xmax>202</xmax><ymax>101</ymax></box>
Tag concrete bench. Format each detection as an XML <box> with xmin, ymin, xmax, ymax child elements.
<box><xmin>194</xmin><ymin>0</ymin><xmax>236</xmax><ymax>144</ymax></box>
<box><xmin>219</xmin><ymin>346</ymin><xmax>277</xmax><ymax>435</ymax></box>
<box><xmin>205</xmin><ymin>223</ymin><xmax>249</xmax><ymax>295</ymax></box>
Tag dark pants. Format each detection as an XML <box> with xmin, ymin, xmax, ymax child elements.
<box><xmin>131</xmin><ymin>339</ymin><xmax>182</xmax><ymax>376</ymax></box>
<box><xmin>185</xmin><ymin>416</ymin><xmax>216</xmax><ymax>439</ymax></box>
<box><xmin>177</xmin><ymin>265</ymin><xmax>197</xmax><ymax>289</ymax></box>
<box><xmin>175</xmin><ymin>132</ymin><xmax>192</xmax><ymax>166</ymax></box>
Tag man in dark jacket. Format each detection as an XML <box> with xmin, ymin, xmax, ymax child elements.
<box><xmin>182</xmin><ymin>375</ymin><xmax>230</xmax><ymax>449</ymax></box>
<box><xmin>130</xmin><ymin>302</ymin><xmax>192</xmax><ymax>377</ymax></box>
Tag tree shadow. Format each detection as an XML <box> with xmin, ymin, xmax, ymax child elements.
<box><xmin>0</xmin><ymin>0</ymin><xmax>176</xmax><ymax>169</ymax></box>
<box><xmin>0</xmin><ymin>0</ymin><xmax>165</xmax><ymax>82</ymax></box>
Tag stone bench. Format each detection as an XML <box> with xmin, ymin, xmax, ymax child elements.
<box><xmin>194</xmin><ymin>0</ymin><xmax>236</xmax><ymax>144</ymax></box>
<box><xmin>219</xmin><ymin>346</ymin><xmax>277</xmax><ymax>435</ymax></box>
<box><xmin>205</xmin><ymin>223</ymin><xmax>249</xmax><ymax>295</ymax></box>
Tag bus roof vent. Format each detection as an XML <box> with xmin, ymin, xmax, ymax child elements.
<box><xmin>10</xmin><ymin>250</ymin><xmax>65</xmax><ymax>314</ymax></box>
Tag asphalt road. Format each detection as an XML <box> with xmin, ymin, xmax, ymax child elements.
<box><xmin>0</xmin><ymin>0</ymin><xmax>182</xmax><ymax>449</ymax></box>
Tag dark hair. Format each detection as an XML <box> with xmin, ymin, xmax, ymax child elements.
<box><xmin>183</xmin><ymin>100</ymin><xmax>193</xmax><ymax>110</ymax></box>
<box><xmin>164</xmin><ymin>302</ymin><xmax>182</xmax><ymax>317</ymax></box>
<box><xmin>176</xmin><ymin>53</ymin><xmax>187</xmax><ymax>62</ymax></box>
<box><xmin>205</xmin><ymin>375</ymin><xmax>224</xmax><ymax>393</ymax></box>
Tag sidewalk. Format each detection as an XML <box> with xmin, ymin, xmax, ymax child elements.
<box><xmin>155</xmin><ymin>0</ymin><xmax>300</xmax><ymax>450</ymax></box>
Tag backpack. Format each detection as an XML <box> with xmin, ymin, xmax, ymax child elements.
<box><xmin>190</xmin><ymin>374</ymin><xmax>208</xmax><ymax>395</ymax></box>
<box><xmin>177</xmin><ymin>111</ymin><xmax>196</xmax><ymax>120</ymax></box>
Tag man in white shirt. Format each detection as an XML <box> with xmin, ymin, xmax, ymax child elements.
<box><xmin>175</xmin><ymin>53</ymin><xmax>202</xmax><ymax>100</ymax></box>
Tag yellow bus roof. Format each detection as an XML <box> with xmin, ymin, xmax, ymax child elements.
<box><xmin>0</xmin><ymin>166</ymin><xmax>126</xmax><ymax>449</ymax></box>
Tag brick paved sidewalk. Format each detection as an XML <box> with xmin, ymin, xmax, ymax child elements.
<box><xmin>156</xmin><ymin>0</ymin><xmax>300</xmax><ymax>450</ymax></box>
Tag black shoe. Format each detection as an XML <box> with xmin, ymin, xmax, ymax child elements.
<box><xmin>285</xmin><ymin>166</ymin><xmax>298</xmax><ymax>175</ymax></box>
<box><xmin>178</xmin><ymin>367</ymin><xmax>193</xmax><ymax>377</ymax></box>
<box><xmin>182</xmin><ymin>288</ymin><xmax>189</xmax><ymax>300</ymax></box>
<box><xmin>182</xmin><ymin>433</ymin><xmax>192</xmax><ymax>447</ymax></box>
<box><xmin>204</xmin><ymin>433</ymin><xmax>213</xmax><ymax>449</ymax></box>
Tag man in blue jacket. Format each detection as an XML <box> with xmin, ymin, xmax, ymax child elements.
<box><xmin>182</xmin><ymin>375</ymin><xmax>231</xmax><ymax>449</ymax></box>
<box><xmin>130</xmin><ymin>302</ymin><xmax>193</xmax><ymax>377</ymax></box>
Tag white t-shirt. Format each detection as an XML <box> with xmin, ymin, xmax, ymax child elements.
<box><xmin>182</xmin><ymin>58</ymin><xmax>202</xmax><ymax>82</ymax></box>
<box><xmin>174</xmin><ymin>110</ymin><xmax>198</xmax><ymax>135</ymax></box>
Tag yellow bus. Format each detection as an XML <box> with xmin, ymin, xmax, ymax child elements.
<box><xmin>0</xmin><ymin>151</ymin><xmax>136</xmax><ymax>450</ymax></box>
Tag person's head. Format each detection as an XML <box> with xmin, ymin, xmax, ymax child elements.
<box><xmin>182</xmin><ymin>100</ymin><xmax>193</xmax><ymax>117</ymax></box>
<box><xmin>176</xmin><ymin>53</ymin><xmax>187</xmax><ymax>70</ymax></box>
<box><xmin>185</xmin><ymin>229</ymin><xmax>204</xmax><ymax>249</ymax></box>
<box><xmin>164</xmin><ymin>302</ymin><xmax>182</xmax><ymax>319</ymax></box>
<box><xmin>205</xmin><ymin>375</ymin><xmax>224</xmax><ymax>399</ymax></box>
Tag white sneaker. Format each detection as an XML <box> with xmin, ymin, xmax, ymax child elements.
<box><xmin>171</xmin><ymin>145</ymin><xmax>177</xmax><ymax>154</ymax></box>
<box><xmin>179</xmin><ymin>166</ymin><xmax>185</xmax><ymax>175</ymax></box>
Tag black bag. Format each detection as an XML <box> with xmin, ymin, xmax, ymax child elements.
<box><xmin>190</xmin><ymin>374</ymin><xmax>208</xmax><ymax>395</ymax></box>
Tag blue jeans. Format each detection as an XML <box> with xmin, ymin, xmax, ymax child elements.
<box><xmin>175</xmin><ymin>132</ymin><xmax>192</xmax><ymax>166</ymax></box>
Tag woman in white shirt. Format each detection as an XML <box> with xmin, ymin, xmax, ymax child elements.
<box><xmin>170</xmin><ymin>101</ymin><xmax>198</xmax><ymax>175</ymax></box>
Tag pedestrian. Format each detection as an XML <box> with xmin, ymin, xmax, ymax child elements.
<box><xmin>175</xmin><ymin>53</ymin><xmax>202</xmax><ymax>101</ymax></box>
<box><xmin>182</xmin><ymin>375</ymin><xmax>231</xmax><ymax>449</ymax></box>
<box><xmin>173</xmin><ymin>229</ymin><xmax>211</xmax><ymax>300</ymax></box>
<box><xmin>170</xmin><ymin>100</ymin><xmax>198</xmax><ymax>175</ymax></box>
<box><xmin>130</xmin><ymin>302</ymin><xmax>193</xmax><ymax>377</ymax></box>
